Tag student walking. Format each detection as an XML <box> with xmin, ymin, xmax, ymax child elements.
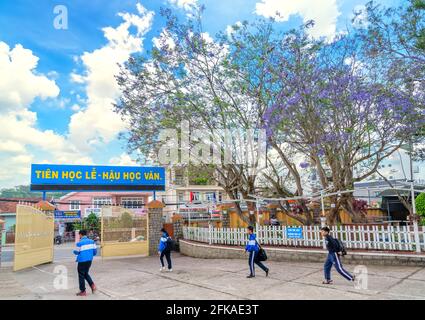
<box><xmin>74</xmin><ymin>230</ymin><xmax>97</xmax><ymax>296</ymax></box>
<box><xmin>158</xmin><ymin>228</ymin><xmax>173</xmax><ymax>272</ymax></box>
<box><xmin>245</xmin><ymin>226</ymin><xmax>269</xmax><ymax>278</ymax></box>
<box><xmin>320</xmin><ymin>227</ymin><xmax>355</xmax><ymax>284</ymax></box>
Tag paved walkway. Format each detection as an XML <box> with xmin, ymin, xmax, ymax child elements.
<box><xmin>1</xmin><ymin>253</ymin><xmax>425</xmax><ymax>300</ymax></box>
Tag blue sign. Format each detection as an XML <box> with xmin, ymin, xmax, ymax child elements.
<box><xmin>54</xmin><ymin>210</ymin><xmax>81</xmax><ymax>220</ymax></box>
<box><xmin>287</xmin><ymin>227</ymin><xmax>303</xmax><ymax>239</ymax></box>
<box><xmin>31</xmin><ymin>164</ymin><xmax>165</xmax><ymax>192</ymax></box>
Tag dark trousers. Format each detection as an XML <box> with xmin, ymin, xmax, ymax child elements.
<box><xmin>324</xmin><ymin>252</ymin><xmax>353</xmax><ymax>281</ymax></box>
<box><xmin>248</xmin><ymin>251</ymin><xmax>268</xmax><ymax>276</ymax></box>
<box><xmin>160</xmin><ymin>250</ymin><xmax>172</xmax><ymax>269</ymax></box>
<box><xmin>77</xmin><ymin>261</ymin><xmax>94</xmax><ymax>292</ymax></box>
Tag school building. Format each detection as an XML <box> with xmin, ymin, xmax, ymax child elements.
<box><xmin>57</xmin><ymin>191</ymin><xmax>151</xmax><ymax>218</ymax></box>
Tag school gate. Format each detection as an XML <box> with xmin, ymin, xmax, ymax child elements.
<box><xmin>13</xmin><ymin>204</ymin><xmax>54</xmax><ymax>272</ymax></box>
<box><xmin>101</xmin><ymin>206</ymin><xmax>149</xmax><ymax>257</ymax></box>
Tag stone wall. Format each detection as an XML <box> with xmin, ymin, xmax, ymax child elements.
<box><xmin>179</xmin><ymin>240</ymin><xmax>425</xmax><ymax>267</ymax></box>
<box><xmin>147</xmin><ymin>200</ymin><xmax>165</xmax><ymax>256</ymax></box>
<box><xmin>172</xmin><ymin>218</ymin><xmax>184</xmax><ymax>251</ymax></box>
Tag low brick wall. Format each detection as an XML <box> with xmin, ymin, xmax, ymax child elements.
<box><xmin>180</xmin><ymin>240</ymin><xmax>425</xmax><ymax>267</ymax></box>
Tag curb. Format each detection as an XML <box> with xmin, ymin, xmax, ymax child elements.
<box><xmin>179</xmin><ymin>240</ymin><xmax>425</xmax><ymax>267</ymax></box>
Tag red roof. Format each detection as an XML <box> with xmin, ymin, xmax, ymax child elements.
<box><xmin>0</xmin><ymin>198</ymin><xmax>42</xmax><ymax>213</ymax></box>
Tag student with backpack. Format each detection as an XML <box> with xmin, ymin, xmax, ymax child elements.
<box><xmin>158</xmin><ymin>228</ymin><xmax>173</xmax><ymax>272</ymax></box>
<box><xmin>320</xmin><ymin>227</ymin><xmax>355</xmax><ymax>284</ymax></box>
<box><xmin>245</xmin><ymin>226</ymin><xmax>269</xmax><ymax>278</ymax></box>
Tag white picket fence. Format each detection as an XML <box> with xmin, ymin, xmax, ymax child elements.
<box><xmin>183</xmin><ymin>225</ymin><xmax>425</xmax><ymax>252</ymax></box>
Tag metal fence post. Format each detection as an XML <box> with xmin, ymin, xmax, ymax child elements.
<box><xmin>208</xmin><ymin>223</ymin><xmax>212</xmax><ymax>245</ymax></box>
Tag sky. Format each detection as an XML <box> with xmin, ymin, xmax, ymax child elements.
<box><xmin>0</xmin><ymin>0</ymin><xmax>403</xmax><ymax>188</ymax></box>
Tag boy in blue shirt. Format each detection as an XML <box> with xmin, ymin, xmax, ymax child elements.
<box><xmin>73</xmin><ymin>230</ymin><xmax>97</xmax><ymax>296</ymax></box>
<box><xmin>246</xmin><ymin>226</ymin><xmax>269</xmax><ymax>278</ymax></box>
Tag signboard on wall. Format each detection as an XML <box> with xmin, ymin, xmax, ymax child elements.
<box><xmin>30</xmin><ymin>164</ymin><xmax>165</xmax><ymax>192</ymax></box>
<box><xmin>286</xmin><ymin>227</ymin><xmax>303</xmax><ymax>239</ymax></box>
<box><xmin>54</xmin><ymin>210</ymin><xmax>81</xmax><ymax>220</ymax></box>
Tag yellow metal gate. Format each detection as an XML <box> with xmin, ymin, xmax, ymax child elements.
<box><xmin>14</xmin><ymin>204</ymin><xmax>54</xmax><ymax>271</ymax></box>
<box><xmin>101</xmin><ymin>206</ymin><xmax>149</xmax><ymax>258</ymax></box>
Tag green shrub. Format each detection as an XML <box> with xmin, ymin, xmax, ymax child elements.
<box><xmin>416</xmin><ymin>193</ymin><xmax>425</xmax><ymax>218</ymax></box>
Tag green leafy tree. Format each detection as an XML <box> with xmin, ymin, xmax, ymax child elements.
<box><xmin>416</xmin><ymin>193</ymin><xmax>425</xmax><ymax>225</ymax></box>
<box><xmin>0</xmin><ymin>185</ymin><xmax>66</xmax><ymax>199</ymax></box>
<box><xmin>73</xmin><ymin>213</ymin><xmax>100</xmax><ymax>233</ymax></box>
<box><xmin>120</xmin><ymin>212</ymin><xmax>133</xmax><ymax>228</ymax></box>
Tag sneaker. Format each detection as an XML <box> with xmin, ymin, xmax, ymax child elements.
<box><xmin>246</xmin><ymin>275</ymin><xmax>255</xmax><ymax>278</ymax></box>
<box><xmin>76</xmin><ymin>291</ymin><xmax>87</xmax><ymax>296</ymax></box>
<box><xmin>266</xmin><ymin>269</ymin><xmax>269</xmax><ymax>277</ymax></box>
<box><xmin>167</xmin><ymin>269</ymin><xmax>173</xmax><ymax>272</ymax></box>
<box><xmin>322</xmin><ymin>280</ymin><xmax>333</xmax><ymax>285</ymax></box>
<box><xmin>160</xmin><ymin>267</ymin><xmax>165</xmax><ymax>272</ymax></box>
<box><xmin>90</xmin><ymin>284</ymin><xmax>97</xmax><ymax>293</ymax></box>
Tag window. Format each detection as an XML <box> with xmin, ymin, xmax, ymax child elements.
<box><xmin>93</xmin><ymin>197</ymin><xmax>112</xmax><ymax>208</ymax></box>
<box><xmin>121</xmin><ymin>197</ymin><xmax>144</xmax><ymax>209</ymax></box>
<box><xmin>69</xmin><ymin>200</ymin><xmax>80</xmax><ymax>210</ymax></box>
<box><xmin>205</xmin><ymin>192</ymin><xmax>216</xmax><ymax>202</ymax></box>
<box><xmin>192</xmin><ymin>192</ymin><xmax>201</xmax><ymax>201</ymax></box>
<box><xmin>178</xmin><ymin>192</ymin><xmax>185</xmax><ymax>203</ymax></box>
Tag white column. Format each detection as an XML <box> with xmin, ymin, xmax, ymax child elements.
<box><xmin>411</xmin><ymin>181</ymin><xmax>421</xmax><ymax>253</ymax></box>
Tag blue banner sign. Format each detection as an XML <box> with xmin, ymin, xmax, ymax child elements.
<box><xmin>54</xmin><ymin>210</ymin><xmax>81</xmax><ymax>220</ymax></box>
<box><xmin>31</xmin><ymin>164</ymin><xmax>165</xmax><ymax>192</ymax></box>
<box><xmin>286</xmin><ymin>227</ymin><xmax>303</xmax><ymax>239</ymax></box>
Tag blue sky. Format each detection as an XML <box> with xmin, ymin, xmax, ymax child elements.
<box><xmin>0</xmin><ymin>0</ymin><xmax>402</xmax><ymax>188</ymax></box>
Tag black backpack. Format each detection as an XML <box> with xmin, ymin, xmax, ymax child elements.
<box><xmin>256</xmin><ymin>241</ymin><xmax>268</xmax><ymax>261</ymax></box>
<box><xmin>335</xmin><ymin>238</ymin><xmax>347</xmax><ymax>256</ymax></box>
<box><xmin>166</xmin><ymin>237</ymin><xmax>175</xmax><ymax>250</ymax></box>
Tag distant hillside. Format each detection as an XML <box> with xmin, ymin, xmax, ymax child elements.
<box><xmin>0</xmin><ymin>185</ymin><xmax>66</xmax><ymax>199</ymax></box>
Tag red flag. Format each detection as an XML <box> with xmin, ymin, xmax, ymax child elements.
<box><xmin>190</xmin><ymin>192</ymin><xmax>194</xmax><ymax>203</ymax></box>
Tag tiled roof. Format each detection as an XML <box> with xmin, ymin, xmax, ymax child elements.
<box><xmin>0</xmin><ymin>198</ymin><xmax>42</xmax><ymax>213</ymax></box>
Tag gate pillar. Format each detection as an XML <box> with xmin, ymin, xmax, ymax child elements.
<box><xmin>147</xmin><ymin>200</ymin><xmax>165</xmax><ymax>256</ymax></box>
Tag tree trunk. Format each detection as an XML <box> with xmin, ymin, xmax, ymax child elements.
<box><xmin>341</xmin><ymin>194</ymin><xmax>367</xmax><ymax>224</ymax></box>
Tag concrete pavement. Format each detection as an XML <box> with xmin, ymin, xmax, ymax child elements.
<box><xmin>1</xmin><ymin>253</ymin><xmax>425</xmax><ymax>300</ymax></box>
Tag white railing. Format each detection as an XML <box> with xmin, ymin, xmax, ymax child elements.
<box><xmin>183</xmin><ymin>225</ymin><xmax>425</xmax><ymax>252</ymax></box>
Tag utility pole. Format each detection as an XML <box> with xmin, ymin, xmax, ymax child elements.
<box><xmin>320</xmin><ymin>190</ymin><xmax>327</xmax><ymax>249</ymax></box>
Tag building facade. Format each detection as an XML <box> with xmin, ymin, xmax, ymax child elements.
<box><xmin>57</xmin><ymin>191</ymin><xmax>151</xmax><ymax>218</ymax></box>
<box><xmin>155</xmin><ymin>166</ymin><xmax>227</xmax><ymax>222</ymax></box>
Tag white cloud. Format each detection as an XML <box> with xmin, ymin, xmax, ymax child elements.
<box><xmin>68</xmin><ymin>3</ymin><xmax>155</xmax><ymax>153</ymax></box>
<box><xmin>0</xmin><ymin>42</ymin><xmax>60</xmax><ymax>112</ymax></box>
<box><xmin>109</xmin><ymin>153</ymin><xmax>138</xmax><ymax>166</ymax></box>
<box><xmin>254</xmin><ymin>0</ymin><xmax>341</xmax><ymax>40</ymax></box>
<box><xmin>226</xmin><ymin>21</ymin><xmax>243</xmax><ymax>37</ymax></box>
<box><xmin>351</xmin><ymin>5</ymin><xmax>368</xmax><ymax>29</ymax></box>
<box><xmin>168</xmin><ymin>0</ymin><xmax>198</xmax><ymax>11</ymax></box>
<box><xmin>153</xmin><ymin>29</ymin><xmax>176</xmax><ymax>50</ymax></box>
<box><xmin>70</xmin><ymin>72</ymin><xmax>86</xmax><ymax>84</ymax></box>
<box><xmin>0</xmin><ymin>3</ymin><xmax>154</xmax><ymax>188</ymax></box>
<box><xmin>71</xmin><ymin>104</ymin><xmax>81</xmax><ymax>112</ymax></box>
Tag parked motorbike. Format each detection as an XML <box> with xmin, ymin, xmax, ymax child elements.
<box><xmin>54</xmin><ymin>235</ymin><xmax>63</xmax><ymax>245</ymax></box>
